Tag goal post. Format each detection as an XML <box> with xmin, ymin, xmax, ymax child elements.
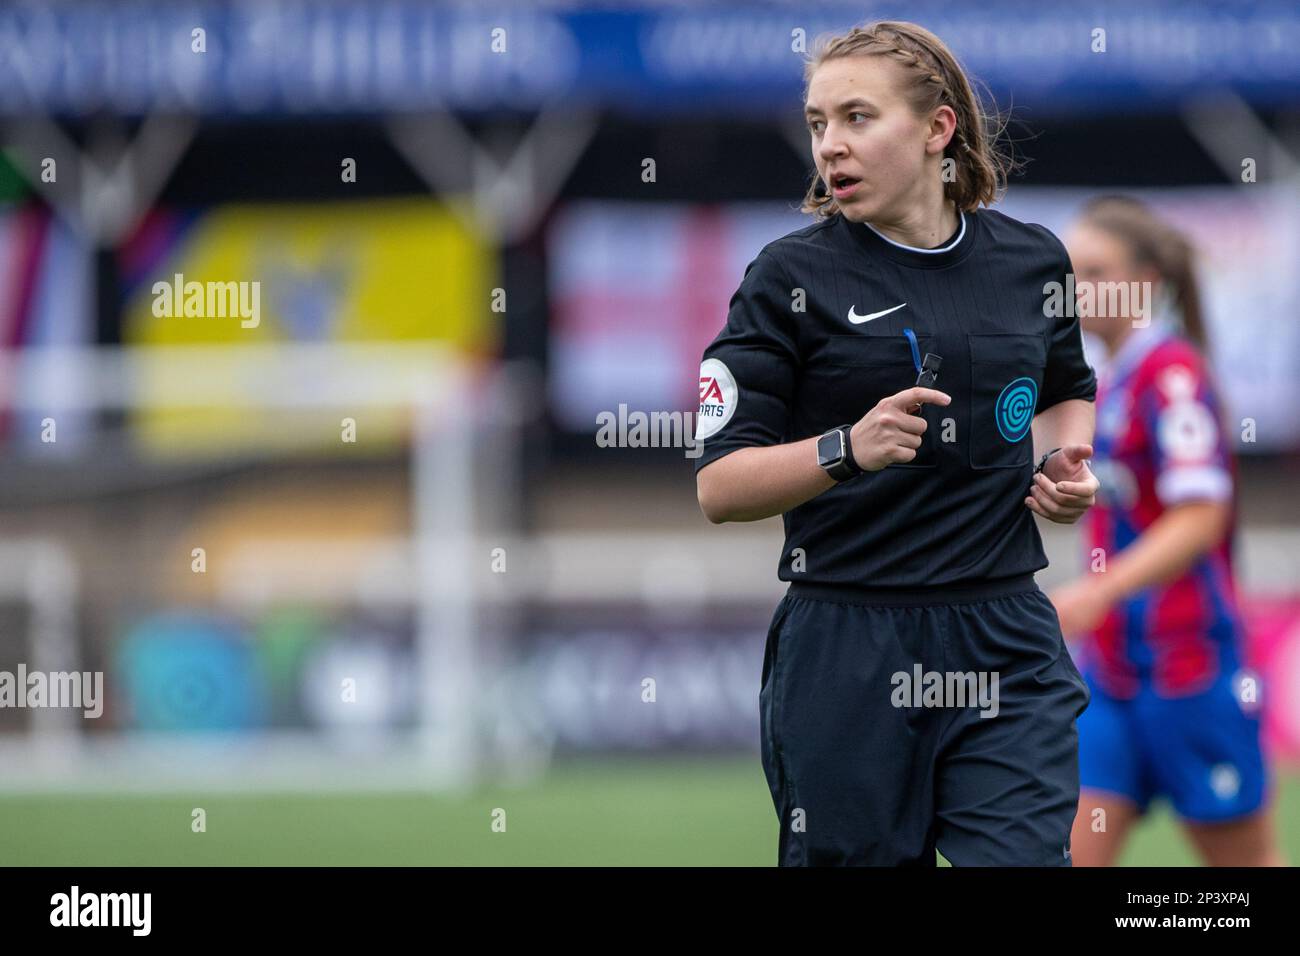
<box><xmin>0</xmin><ymin>342</ymin><xmax>531</xmax><ymax>792</ymax></box>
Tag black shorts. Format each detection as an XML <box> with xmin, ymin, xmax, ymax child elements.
<box><xmin>759</xmin><ymin>574</ymin><xmax>1091</xmax><ymax>866</ymax></box>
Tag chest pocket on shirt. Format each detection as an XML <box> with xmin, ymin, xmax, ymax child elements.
<box><xmin>968</xmin><ymin>333</ymin><xmax>1047</xmax><ymax>469</ymax></box>
<box><xmin>814</xmin><ymin>331</ymin><xmax>937</xmax><ymax>469</ymax></box>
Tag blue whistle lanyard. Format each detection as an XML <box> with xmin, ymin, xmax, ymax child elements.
<box><xmin>902</xmin><ymin>327</ymin><xmax>922</xmax><ymax>375</ymax></box>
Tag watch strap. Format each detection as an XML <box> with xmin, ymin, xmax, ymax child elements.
<box><xmin>823</xmin><ymin>425</ymin><xmax>864</xmax><ymax>482</ymax></box>
<box><xmin>1034</xmin><ymin>447</ymin><xmax>1062</xmax><ymax>475</ymax></box>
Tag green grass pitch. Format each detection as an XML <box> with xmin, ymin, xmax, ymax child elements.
<box><xmin>1</xmin><ymin>758</ymin><xmax>1295</xmax><ymax>866</ymax></box>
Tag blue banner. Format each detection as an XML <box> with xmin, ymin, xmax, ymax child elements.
<box><xmin>0</xmin><ymin>1</ymin><xmax>1296</xmax><ymax>117</ymax></box>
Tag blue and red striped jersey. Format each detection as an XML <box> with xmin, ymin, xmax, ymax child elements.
<box><xmin>1080</xmin><ymin>320</ymin><xmax>1247</xmax><ymax>699</ymax></box>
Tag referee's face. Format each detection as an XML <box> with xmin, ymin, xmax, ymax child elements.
<box><xmin>804</xmin><ymin>56</ymin><xmax>936</xmax><ymax>226</ymax></box>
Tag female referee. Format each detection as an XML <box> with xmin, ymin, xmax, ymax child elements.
<box><xmin>694</xmin><ymin>20</ymin><xmax>1100</xmax><ymax>866</ymax></box>
<box><xmin>1053</xmin><ymin>197</ymin><xmax>1286</xmax><ymax>866</ymax></box>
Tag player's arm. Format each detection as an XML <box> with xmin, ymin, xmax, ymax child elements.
<box><xmin>697</xmin><ymin>435</ymin><xmax>832</xmax><ymax>523</ymax></box>
<box><xmin>698</xmin><ymin>386</ymin><xmax>951</xmax><ymax>523</ymax></box>
<box><xmin>1051</xmin><ymin>497</ymin><xmax>1231</xmax><ymax>637</ymax></box>
<box><xmin>1025</xmin><ymin>399</ymin><xmax>1098</xmax><ymax>523</ymax></box>
<box><xmin>1025</xmin><ymin>401</ymin><xmax>1098</xmax><ymax>523</ymax></box>
<box><xmin>1087</xmin><ymin>499</ymin><xmax>1231</xmax><ymax>606</ymax></box>
<box><xmin>1049</xmin><ymin>355</ymin><xmax>1235</xmax><ymax>635</ymax></box>
<box><xmin>1026</xmin><ymin>234</ymin><xmax>1100</xmax><ymax>523</ymax></box>
<box><xmin>694</xmin><ymin>249</ymin><xmax>937</xmax><ymax>523</ymax></box>
<box><xmin>1031</xmin><ymin>397</ymin><xmax>1094</xmax><ymax>464</ymax></box>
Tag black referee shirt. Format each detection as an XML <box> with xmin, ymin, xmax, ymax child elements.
<box><xmin>694</xmin><ymin>207</ymin><xmax>1097</xmax><ymax>588</ymax></box>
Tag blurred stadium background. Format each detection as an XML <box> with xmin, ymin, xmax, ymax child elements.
<box><xmin>0</xmin><ymin>0</ymin><xmax>1298</xmax><ymax>865</ymax></box>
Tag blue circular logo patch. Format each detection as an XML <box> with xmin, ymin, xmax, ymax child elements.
<box><xmin>995</xmin><ymin>377</ymin><xmax>1037</xmax><ymax>442</ymax></box>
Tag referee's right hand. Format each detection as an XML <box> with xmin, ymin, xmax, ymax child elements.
<box><xmin>850</xmin><ymin>387</ymin><xmax>951</xmax><ymax>471</ymax></box>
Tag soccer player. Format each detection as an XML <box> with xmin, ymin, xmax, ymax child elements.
<box><xmin>693</xmin><ymin>20</ymin><xmax>1099</xmax><ymax>865</ymax></box>
<box><xmin>1052</xmin><ymin>196</ymin><xmax>1286</xmax><ymax>866</ymax></box>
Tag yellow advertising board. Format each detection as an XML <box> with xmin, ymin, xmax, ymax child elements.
<box><xmin>121</xmin><ymin>198</ymin><xmax>495</xmax><ymax>455</ymax></box>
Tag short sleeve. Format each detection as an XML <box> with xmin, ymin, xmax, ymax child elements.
<box><xmin>1139</xmin><ymin>355</ymin><xmax>1234</xmax><ymax>506</ymax></box>
<box><xmin>1037</xmin><ymin>234</ymin><xmax>1098</xmax><ymax>412</ymax></box>
<box><xmin>693</xmin><ymin>249</ymin><xmax>799</xmax><ymax>472</ymax></box>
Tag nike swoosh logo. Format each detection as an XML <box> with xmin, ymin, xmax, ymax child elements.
<box><xmin>848</xmin><ymin>302</ymin><xmax>907</xmax><ymax>324</ymax></box>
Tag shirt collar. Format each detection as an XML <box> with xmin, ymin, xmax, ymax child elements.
<box><xmin>847</xmin><ymin>209</ymin><xmax>978</xmax><ymax>270</ymax></box>
<box><xmin>862</xmin><ymin>211</ymin><xmax>966</xmax><ymax>253</ymax></box>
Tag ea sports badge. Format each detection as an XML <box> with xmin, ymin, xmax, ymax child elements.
<box><xmin>695</xmin><ymin>358</ymin><xmax>737</xmax><ymax>441</ymax></box>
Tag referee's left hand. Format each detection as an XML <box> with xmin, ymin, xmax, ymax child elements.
<box><xmin>1024</xmin><ymin>443</ymin><xmax>1098</xmax><ymax>524</ymax></box>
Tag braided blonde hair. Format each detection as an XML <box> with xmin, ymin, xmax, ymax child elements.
<box><xmin>800</xmin><ymin>21</ymin><xmax>1015</xmax><ymax>218</ymax></box>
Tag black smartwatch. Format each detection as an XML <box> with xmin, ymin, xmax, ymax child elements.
<box><xmin>817</xmin><ymin>424</ymin><xmax>864</xmax><ymax>482</ymax></box>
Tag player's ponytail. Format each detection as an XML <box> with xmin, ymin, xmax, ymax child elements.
<box><xmin>1154</xmin><ymin>225</ymin><xmax>1207</xmax><ymax>354</ymax></box>
<box><xmin>800</xmin><ymin>20</ymin><xmax>1015</xmax><ymax>217</ymax></box>
<box><xmin>1077</xmin><ymin>196</ymin><xmax>1209</xmax><ymax>353</ymax></box>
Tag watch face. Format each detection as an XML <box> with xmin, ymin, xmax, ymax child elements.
<box><xmin>817</xmin><ymin>430</ymin><xmax>843</xmax><ymax>468</ymax></box>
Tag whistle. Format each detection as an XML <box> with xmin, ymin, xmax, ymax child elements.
<box><xmin>908</xmin><ymin>352</ymin><xmax>942</xmax><ymax>414</ymax></box>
